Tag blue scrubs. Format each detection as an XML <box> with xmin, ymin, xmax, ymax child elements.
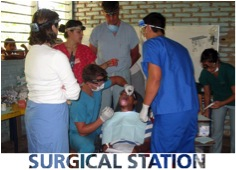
<box><xmin>69</xmin><ymin>80</ymin><xmax>112</xmax><ymax>153</ymax></box>
<box><xmin>141</xmin><ymin>36</ymin><xmax>199</xmax><ymax>153</ymax></box>
<box><xmin>25</xmin><ymin>100</ymin><xmax>69</xmax><ymax>153</ymax></box>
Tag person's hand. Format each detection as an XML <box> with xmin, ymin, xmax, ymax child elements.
<box><xmin>106</xmin><ymin>58</ymin><xmax>119</xmax><ymax>67</ymax></box>
<box><xmin>124</xmin><ymin>84</ymin><xmax>134</xmax><ymax>96</ymax></box>
<box><xmin>132</xmin><ymin>146</ymin><xmax>139</xmax><ymax>153</ymax></box>
<box><xmin>211</xmin><ymin>101</ymin><xmax>222</xmax><ymax>109</ymax></box>
<box><xmin>100</xmin><ymin>107</ymin><xmax>114</xmax><ymax>122</ymax></box>
<box><xmin>20</xmin><ymin>44</ymin><xmax>27</xmax><ymax>49</ymax></box>
<box><xmin>140</xmin><ymin>104</ymin><xmax>149</xmax><ymax>122</ymax></box>
<box><xmin>102</xmin><ymin>143</ymin><xmax>112</xmax><ymax>152</ymax></box>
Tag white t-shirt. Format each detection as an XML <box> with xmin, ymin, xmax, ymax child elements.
<box><xmin>25</xmin><ymin>44</ymin><xmax>80</xmax><ymax>103</ymax></box>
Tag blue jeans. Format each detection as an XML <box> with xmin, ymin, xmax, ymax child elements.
<box><xmin>210</xmin><ymin>105</ymin><xmax>235</xmax><ymax>153</ymax></box>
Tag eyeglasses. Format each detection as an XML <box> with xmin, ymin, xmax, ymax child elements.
<box><xmin>140</xmin><ymin>26</ymin><xmax>147</xmax><ymax>35</ymax></box>
<box><xmin>90</xmin><ymin>76</ymin><xmax>107</xmax><ymax>84</ymax></box>
<box><xmin>202</xmin><ymin>62</ymin><xmax>216</xmax><ymax>70</ymax></box>
<box><xmin>138</xmin><ymin>19</ymin><xmax>164</xmax><ymax>30</ymax></box>
<box><xmin>102</xmin><ymin>10</ymin><xmax>119</xmax><ymax>17</ymax></box>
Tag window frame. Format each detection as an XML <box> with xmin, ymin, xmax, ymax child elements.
<box><xmin>1</xmin><ymin>1</ymin><xmax>73</xmax><ymax>50</ymax></box>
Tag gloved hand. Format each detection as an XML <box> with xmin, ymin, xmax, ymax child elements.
<box><xmin>140</xmin><ymin>103</ymin><xmax>149</xmax><ymax>122</ymax></box>
<box><xmin>124</xmin><ymin>84</ymin><xmax>134</xmax><ymax>96</ymax></box>
<box><xmin>100</xmin><ymin>107</ymin><xmax>114</xmax><ymax>122</ymax></box>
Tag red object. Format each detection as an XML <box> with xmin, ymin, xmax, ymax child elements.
<box><xmin>18</xmin><ymin>100</ymin><xmax>26</xmax><ymax>108</ymax></box>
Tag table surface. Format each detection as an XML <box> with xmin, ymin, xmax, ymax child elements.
<box><xmin>1</xmin><ymin>104</ymin><xmax>25</xmax><ymax>121</ymax></box>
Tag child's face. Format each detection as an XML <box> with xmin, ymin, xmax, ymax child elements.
<box><xmin>119</xmin><ymin>90</ymin><xmax>135</xmax><ymax>107</ymax></box>
<box><xmin>5</xmin><ymin>42</ymin><xmax>16</xmax><ymax>51</ymax></box>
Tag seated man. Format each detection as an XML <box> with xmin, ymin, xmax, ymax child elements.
<box><xmin>69</xmin><ymin>64</ymin><xmax>134</xmax><ymax>153</ymax></box>
<box><xmin>101</xmin><ymin>90</ymin><xmax>153</xmax><ymax>153</ymax></box>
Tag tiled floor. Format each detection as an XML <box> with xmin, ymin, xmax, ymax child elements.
<box><xmin>1</xmin><ymin>134</ymin><xmax>231</xmax><ymax>153</ymax></box>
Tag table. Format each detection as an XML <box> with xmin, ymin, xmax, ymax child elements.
<box><xmin>195</xmin><ymin>114</ymin><xmax>215</xmax><ymax>152</ymax></box>
<box><xmin>1</xmin><ymin>104</ymin><xmax>25</xmax><ymax>153</ymax></box>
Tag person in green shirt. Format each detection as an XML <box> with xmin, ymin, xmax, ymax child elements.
<box><xmin>199</xmin><ymin>48</ymin><xmax>235</xmax><ymax>153</ymax></box>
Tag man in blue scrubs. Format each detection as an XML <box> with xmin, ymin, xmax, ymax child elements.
<box><xmin>69</xmin><ymin>64</ymin><xmax>134</xmax><ymax>153</ymax></box>
<box><xmin>139</xmin><ymin>13</ymin><xmax>199</xmax><ymax>153</ymax></box>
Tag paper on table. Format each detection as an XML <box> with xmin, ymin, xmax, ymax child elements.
<box><xmin>198</xmin><ymin>114</ymin><xmax>211</xmax><ymax>121</ymax></box>
<box><xmin>195</xmin><ymin>136</ymin><xmax>214</xmax><ymax>144</ymax></box>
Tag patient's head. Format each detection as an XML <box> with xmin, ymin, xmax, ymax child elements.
<box><xmin>119</xmin><ymin>90</ymin><xmax>137</xmax><ymax>112</ymax></box>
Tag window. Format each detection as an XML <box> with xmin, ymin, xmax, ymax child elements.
<box><xmin>38</xmin><ymin>1</ymin><xmax>72</xmax><ymax>42</ymax></box>
<box><xmin>1</xmin><ymin>1</ymin><xmax>72</xmax><ymax>50</ymax></box>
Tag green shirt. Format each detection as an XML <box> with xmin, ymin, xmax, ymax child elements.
<box><xmin>199</xmin><ymin>62</ymin><xmax>235</xmax><ymax>106</ymax></box>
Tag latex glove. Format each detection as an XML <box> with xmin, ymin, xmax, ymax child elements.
<box><xmin>124</xmin><ymin>84</ymin><xmax>134</xmax><ymax>96</ymax></box>
<box><xmin>100</xmin><ymin>107</ymin><xmax>114</xmax><ymax>122</ymax></box>
<box><xmin>140</xmin><ymin>104</ymin><xmax>149</xmax><ymax>122</ymax></box>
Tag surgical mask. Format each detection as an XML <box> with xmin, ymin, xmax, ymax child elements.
<box><xmin>107</xmin><ymin>24</ymin><xmax>119</xmax><ymax>33</ymax></box>
<box><xmin>91</xmin><ymin>83</ymin><xmax>105</xmax><ymax>91</ymax></box>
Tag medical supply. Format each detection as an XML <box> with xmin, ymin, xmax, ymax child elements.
<box><xmin>124</xmin><ymin>84</ymin><xmax>134</xmax><ymax>96</ymax></box>
<box><xmin>203</xmin><ymin>103</ymin><xmax>214</xmax><ymax>111</ymax></box>
<box><xmin>100</xmin><ymin>107</ymin><xmax>114</xmax><ymax>122</ymax></box>
<box><xmin>140</xmin><ymin>104</ymin><xmax>149</xmax><ymax>122</ymax></box>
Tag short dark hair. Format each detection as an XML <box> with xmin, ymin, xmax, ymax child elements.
<box><xmin>143</xmin><ymin>12</ymin><xmax>166</xmax><ymax>34</ymax></box>
<box><xmin>4</xmin><ymin>38</ymin><xmax>15</xmax><ymax>47</ymax></box>
<box><xmin>101</xmin><ymin>1</ymin><xmax>119</xmax><ymax>13</ymax></box>
<box><xmin>59</xmin><ymin>20</ymin><xmax>86</xmax><ymax>38</ymax></box>
<box><xmin>82</xmin><ymin>64</ymin><xmax>107</xmax><ymax>83</ymax></box>
<box><xmin>28</xmin><ymin>9</ymin><xmax>59</xmax><ymax>45</ymax></box>
<box><xmin>200</xmin><ymin>48</ymin><xmax>219</xmax><ymax>63</ymax></box>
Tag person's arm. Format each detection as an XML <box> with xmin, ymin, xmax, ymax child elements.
<box><xmin>202</xmin><ymin>85</ymin><xmax>211</xmax><ymax>117</ymax></box>
<box><xmin>211</xmin><ymin>85</ymin><xmax>235</xmax><ymax>109</ymax></box>
<box><xmin>132</xmin><ymin>138</ymin><xmax>151</xmax><ymax>153</ymax></box>
<box><xmin>75</xmin><ymin>107</ymin><xmax>114</xmax><ymax>136</ymax></box>
<box><xmin>89</xmin><ymin>43</ymin><xmax>119</xmax><ymax>70</ymax></box>
<box><xmin>99</xmin><ymin>58</ymin><xmax>119</xmax><ymax>69</ymax></box>
<box><xmin>140</xmin><ymin>63</ymin><xmax>161</xmax><ymax>122</ymax></box>
<box><xmin>109</xmin><ymin>76</ymin><xmax>127</xmax><ymax>87</ymax></box>
<box><xmin>102</xmin><ymin>143</ymin><xmax>113</xmax><ymax>152</ymax></box>
<box><xmin>75</xmin><ymin>119</ymin><xmax>103</xmax><ymax>136</ymax></box>
<box><xmin>130</xmin><ymin>45</ymin><xmax>140</xmax><ymax>67</ymax></box>
<box><xmin>53</xmin><ymin>52</ymin><xmax>80</xmax><ymax>100</ymax></box>
<box><xmin>143</xmin><ymin>63</ymin><xmax>161</xmax><ymax>105</ymax></box>
<box><xmin>20</xmin><ymin>44</ymin><xmax>28</xmax><ymax>54</ymax></box>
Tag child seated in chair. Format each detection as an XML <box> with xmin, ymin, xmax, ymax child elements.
<box><xmin>1</xmin><ymin>38</ymin><xmax>28</xmax><ymax>59</ymax></box>
<box><xmin>101</xmin><ymin>90</ymin><xmax>153</xmax><ymax>153</ymax></box>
